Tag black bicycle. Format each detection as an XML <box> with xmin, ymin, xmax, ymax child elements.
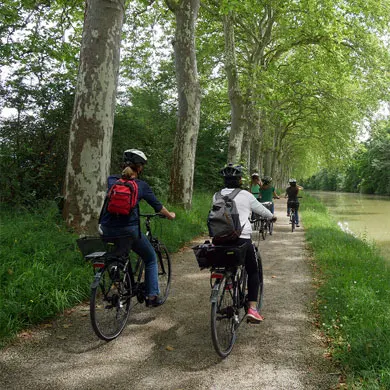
<box><xmin>193</xmin><ymin>242</ymin><xmax>264</xmax><ymax>358</ymax></box>
<box><xmin>288</xmin><ymin>197</ymin><xmax>302</xmax><ymax>232</ymax></box>
<box><xmin>252</xmin><ymin>201</ymin><xmax>273</xmax><ymax>240</ymax></box>
<box><xmin>77</xmin><ymin>214</ymin><xmax>171</xmax><ymax>341</ymax></box>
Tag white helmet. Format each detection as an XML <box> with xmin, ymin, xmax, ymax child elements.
<box><xmin>123</xmin><ymin>149</ymin><xmax>147</xmax><ymax>165</ymax></box>
<box><xmin>251</xmin><ymin>172</ymin><xmax>260</xmax><ymax>177</ymax></box>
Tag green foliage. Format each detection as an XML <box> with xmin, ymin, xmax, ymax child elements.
<box><xmin>302</xmin><ymin>196</ymin><xmax>390</xmax><ymax>388</ymax></box>
<box><xmin>304</xmin><ymin>120</ymin><xmax>390</xmax><ymax>196</ymax></box>
<box><xmin>0</xmin><ymin>202</ymin><xmax>91</xmax><ymax>346</ymax></box>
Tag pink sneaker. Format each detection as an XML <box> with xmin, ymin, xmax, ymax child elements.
<box><xmin>247</xmin><ymin>308</ymin><xmax>264</xmax><ymax>323</ymax></box>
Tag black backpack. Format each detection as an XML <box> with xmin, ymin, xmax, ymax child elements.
<box><xmin>207</xmin><ymin>189</ymin><xmax>243</xmax><ymax>244</ymax></box>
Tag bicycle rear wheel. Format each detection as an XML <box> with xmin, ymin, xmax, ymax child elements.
<box><xmin>211</xmin><ymin>275</ymin><xmax>237</xmax><ymax>358</ymax></box>
<box><xmin>156</xmin><ymin>243</ymin><xmax>171</xmax><ymax>303</ymax></box>
<box><xmin>261</xmin><ymin>220</ymin><xmax>267</xmax><ymax>240</ymax></box>
<box><xmin>291</xmin><ymin>212</ymin><xmax>295</xmax><ymax>232</ymax></box>
<box><xmin>90</xmin><ymin>261</ymin><xmax>131</xmax><ymax>341</ymax></box>
<box><xmin>268</xmin><ymin>220</ymin><xmax>273</xmax><ymax>235</ymax></box>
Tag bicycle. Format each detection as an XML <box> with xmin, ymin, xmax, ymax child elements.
<box><xmin>288</xmin><ymin>197</ymin><xmax>302</xmax><ymax>232</ymax></box>
<box><xmin>252</xmin><ymin>201</ymin><xmax>273</xmax><ymax>240</ymax></box>
<box><xmin>77</xmin><ymin>213</ymin><xmax>171</xmax><ymax>341</ymax></box>
<box><xmin>193</xmin><ymin>242</ymin><xmax>264</xmax><ymax>358</ymax></box>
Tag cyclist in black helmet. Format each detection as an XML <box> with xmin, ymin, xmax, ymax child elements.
<box><xmin>214</xmin><ymin>163</ymin><xmax>276</xmax><ymax>323</ymax></box>
<box><xmin>100</xmin><ymin>149</ymin><xmax>175</xmax><ymax>307</ymax></box>
<box><xmin>285</xmin><ymin>178</ymin><xmax>303</xmax><ymax>227</ymax></box>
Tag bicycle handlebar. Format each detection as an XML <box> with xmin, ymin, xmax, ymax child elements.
<box><xmin>139</xmin><ymin>213</ymin><xmax>167</xmax><ymax>219</ymax></box>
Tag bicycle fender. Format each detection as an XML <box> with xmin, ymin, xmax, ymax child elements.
<box><xmin>91</xmin><ymin>272</ymin><xmax>102</xmax><ymax>289</ymax></box>
<box><xmin>210</xmin><ymin>283</ymin><xmax>220</xmax><ymax>303</ymax></box>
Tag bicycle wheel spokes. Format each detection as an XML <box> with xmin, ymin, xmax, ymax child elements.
<box><xmin>256</xmin><ymin>254</ymin><xmax>264</xmax><ymax>311</ymax></box>
<box><xmin>211</xmin><ymin>276</ymin><xmax>237</xmax><ymax>358</ymax></box>
<box><xmin>156</xmin><ymin>244</ymin><xmax>172</xmax><ymax>303</ymax></box>
<box><xmin>90</xmin><ymin>262</ymin><xmax>131</xmax><ymax>341</ymax></box>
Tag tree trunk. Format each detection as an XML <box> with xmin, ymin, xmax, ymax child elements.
<box><xmin>223</xmin><ymin>13</ymin><xmax>245</xmax><ymax>164</ymax></box>
<box><xmin>168</xmin><ymin>0</ymin><xmax>201</xmax><ymax>210</ymax></box>
<box><xmin>63</xmin><ymin>0</ymin><xmax>125</xmax><ymax>234</ymax></box>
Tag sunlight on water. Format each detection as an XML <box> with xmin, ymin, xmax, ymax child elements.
<box><xmin>309</xmin><ymin>191</ymin><xmax>390</xmax><ymax>261</ymax></box>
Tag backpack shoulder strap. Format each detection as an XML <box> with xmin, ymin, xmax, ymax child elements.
<box><xmin>223</xmin><ymin>188</ymin><xmax>241</xmax><ymax>201</ymax></box>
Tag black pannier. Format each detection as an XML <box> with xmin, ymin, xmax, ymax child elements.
<box><xmin>192</xmin><ymin>241</ymin><xmax>247</xmax><ymax>269</ymax></box>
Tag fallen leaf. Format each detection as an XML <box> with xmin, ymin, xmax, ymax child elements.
<box><xmin>41</xmin><ymin>323</ymin><xmax>53</xmax><ymax>328</ymax></box>
<box><xmin>165</xmin><ymin>345</ymin><xmax>175</xmax><ymax>351</ymax></box>
<box><xmin>272</xmin><ymin>275</ymin><xmax>276</xmax><ymax>278</ymax></box>
<box><xmin>63</xmin><ymin>324</ymin><xmax>72</xmax><ymax>328</ymax></box>
<box><xmin>56</xmin><ymin>335</ymin><xmax>67</xmax><ymax>340</ymax></box>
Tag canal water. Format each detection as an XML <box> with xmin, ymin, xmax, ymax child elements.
<box><xmin>308</xmin><ymin>191</ymin><xmax>390</xmax><ymax>261</ymax></box>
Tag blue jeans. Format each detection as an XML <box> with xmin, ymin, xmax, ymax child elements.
<box><xmin>287</xmin><ymin>202</ymin><xmax>299</xmax><ymax>225</ymax></box>
<box><xmin>101</xmin><ymin>225</ymin><xmax>159</xmax><ymax>296</ymax></box>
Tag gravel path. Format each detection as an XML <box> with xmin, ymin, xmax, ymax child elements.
<box><xmin>0</xmin><ymin>199</ymin><xmax>339</xmax><ymax>390</ymax></box>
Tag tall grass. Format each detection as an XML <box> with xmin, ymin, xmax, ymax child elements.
<box><xmin>0</xmin><ymin>192</ymin><xmax>212</xmax><ymax>347</ymax></box>
<box><xmin>302</xmin><ymin>196</ymin><xmax>390</xmax><ymax>389</ymax></box>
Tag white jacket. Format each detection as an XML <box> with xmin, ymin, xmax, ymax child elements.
<box><xmin>213</xmin><ymin>188</ymin><xmax>273</xmax><ymax>239</ymax></box>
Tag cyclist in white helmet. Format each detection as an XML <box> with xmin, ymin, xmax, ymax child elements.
<box><xmin>100</xmin><ymin>149</ymin><xmax>175</xmax><ymax>307</ymax></box>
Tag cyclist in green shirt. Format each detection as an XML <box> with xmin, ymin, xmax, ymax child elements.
<box><xmin>260</xmin><ymin>176</ymin><xmax>280</xmax><ymax>213</ymax></box>
<box><xmin>250</xmin><ymin>173</ymin><xmax>262</xmax><ymax>200</ymax></box>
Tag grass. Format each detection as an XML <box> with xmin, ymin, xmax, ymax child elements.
<box><xmin>0</xmin><ymin>192</ymin><xmax>211</xmax><ymax>347</ymax></box>
<box><xmin>301</xmin><ymin>196</ymin><xmax>390</xmax><ymax>389</ymax></box>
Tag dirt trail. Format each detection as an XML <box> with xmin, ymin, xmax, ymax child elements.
<box><xmin>0</xmin><ymin>200</ymin><xmax>339</xmax><ymax>390</ymax></box>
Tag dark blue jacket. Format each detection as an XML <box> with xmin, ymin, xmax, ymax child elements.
<box><xmin>100</xmin><ymin>175</ymin><xmax>163</xmax><ymax>227</ymax></box>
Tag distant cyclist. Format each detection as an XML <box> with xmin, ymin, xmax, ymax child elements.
<box><xmin>285</xmin><ymin>178</ymin><xmax>303</xmax><ymax>227</ymax></box>
<box><xmin>214</xmin><ymin>164</ymin><xmax>276</xmax><ymax>323</ymax></box>
<box><xmin>250</xmin><ymin>173</ymin><xmax>262</xmax><ymax>201</ymax></box>
<box><xmin>259</xmin><ymin>176</ymin><xmax>280</xmax><ymax>214</ymax></box>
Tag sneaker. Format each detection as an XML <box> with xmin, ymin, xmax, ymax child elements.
<box><xmin>247</xmin><ymin>307</ymin><xmax>264</xmax><ymax>323</ymax></box>
<box><xmin>145</xmin><ymin>296</ymin><xmax>164</xmax><ymax>308</ymax></box>
<box><xmin>296</xmin><ymin>224</ymin><xmax>300</xmax><ymax>227</ymax></box>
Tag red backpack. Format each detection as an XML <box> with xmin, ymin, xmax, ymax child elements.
<box><xmin>106</xmin><ymin>178</ymin><xmax>139</xmax><ymax>215</ymax></box>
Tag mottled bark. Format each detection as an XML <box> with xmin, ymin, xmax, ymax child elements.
<box><xmin>63</xmin><ymin>0</ymin><xmax>125</xmax><ymax>233</ymax></box>
<box><xmin>168</xmin><ymin>0</ymin><xmax>201</xmax><ymax>210</ymax></box>
<box><xmin>223</xmin><ymin>13</ymin><xmax>245</xmax><ymax>164</ymax></box>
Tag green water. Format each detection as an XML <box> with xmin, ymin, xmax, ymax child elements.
<box><xmin>309</xmin><ymin>191</ymin><xmax>390</xmax><ymax>261</ymax></box>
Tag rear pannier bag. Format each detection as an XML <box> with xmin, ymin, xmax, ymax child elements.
<box><xmin>192</xmin><ymin>241</ymin><xmax>247</xmax><ymax>269</ymax></box>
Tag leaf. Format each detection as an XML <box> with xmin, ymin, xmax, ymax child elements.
<box><xmin>165</xmin><ymin>345</ymin><xmax>175</xmax><ymax>351</ymax></box>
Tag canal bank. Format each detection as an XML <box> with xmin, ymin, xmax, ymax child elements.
<box><xmin>301</xmin><ymin>195</ymin><xmax>390</xmax><ymax>389</ymax></box>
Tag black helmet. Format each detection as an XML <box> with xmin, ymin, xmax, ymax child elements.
<box><xmin>262</xmin><ymin>176</ymin><xmax>272</xmax><ymax>185</ymax></box>
<box><xmin>220</xmin><ymin>163</ymin><xmax>243</xmax><ymax>177</ymax></box>
<box><xmin>123</xmin><ymin>149</ymin><xmax>147</xmax><ymax>165</ymax></box>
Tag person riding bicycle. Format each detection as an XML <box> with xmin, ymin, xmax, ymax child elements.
<box><xmin>99</xmin><ymin>149</ymin><xmax>175</xmax><ymax>307</ymax></box>
<box><xmin>250</xmin><ymin>173</ymin><xmax>262</xmax><ymax>200</ymax></box>
<box><xmin>215</xmin><ymin>163</ymin><xmax>276</xmax><ymax>323</ymax></box>
<box><xmin>285</xmin><ymin>178</ymin><xmax>303</xmax><ymax>227</ymax></box>
<box><xmin>259</xmin><ymin>176</ymin><xmax>280</xmax><ymax>214</ymax></box>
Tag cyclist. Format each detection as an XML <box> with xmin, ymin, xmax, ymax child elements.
<box><xmin>216</xmin><ymin>163</ymin><xmax>276</xmax><ymax>323</ymax></box>
<box><xmin>285</xmin><ymin>178</ymin><xmax>303</xmax><ymax>227</ymax></box>
<box><xmin>100</xmin><ymin>149</ymin><xmax>175</xmax><ymax>307</ymax></box>
<box><xmin>259</xmin><ymin>176</ymin><xmax>280</xmax><ymax>214</ymax></box>
<box><xmin>250</xmin><ymin>173</ymin><xmax>262</xmax><ymax>200</ymax></box>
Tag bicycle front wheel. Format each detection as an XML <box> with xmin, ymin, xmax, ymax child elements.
<box><xmin>156</xmin><ymin>244</ymin><xmax>172</xmax><ymax>303</ymax></box>
<box><xmin>211</xmin><ymin>275</ymin><xmax>237</xmax><ymax>358</ymax></box>
<box><xmin>90</xmin><ymin>261</ymin><xmax>131</xmax><ymax>341</ymax></box>
<box><xmin>256</xmin><ymin>253</ymin><xmax>264</xmax><ymax>311</ymax></box>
